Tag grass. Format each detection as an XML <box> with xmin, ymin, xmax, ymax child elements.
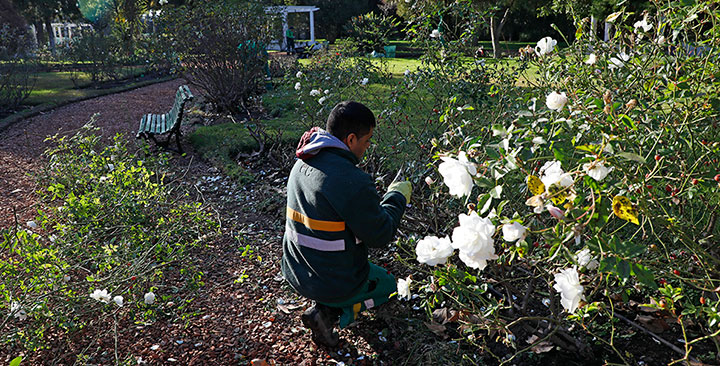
<box><xmin>24</xmin><ymin>66</ymin><xmax>149</xmax><ymax>106</ymax></box>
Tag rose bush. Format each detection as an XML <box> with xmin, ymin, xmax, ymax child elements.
<box><xmin>383</xmin><ymin>2</ymin><xmax>719</xmax><ymax>363</ymax></box>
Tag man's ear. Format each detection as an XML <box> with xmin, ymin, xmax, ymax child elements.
<box><xmin>343</xmin><ymin>133</ymin><xmax>357</xmax><ymax>147</ymax></box>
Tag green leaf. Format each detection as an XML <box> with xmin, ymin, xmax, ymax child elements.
<box><xmin>489</xmin><ymin>185</ymin><xmax>503</xmax><ymax>199</ymax></box>
<box><xmin>617</xmin><ymin>152</ymin><xmax>646</xmax><ymax>164</ymax></box>
<box><xmin>617</xmin><ymin>260</ymin><xmax>631</xmax><ymax>281</ymax></box>
<box><xmin>606</xmin><ymin>11</ymin><xmax>622</xmax><ymax>23</ymax></box>
<box><xmin>10</xmin><ymin>357</ymin><xmax>22</xmax><ymax>366</ymax></box>
<box><xmin>477</xmin><ymin>193</ymin><xmax>492</xmax><ymax>215</ymax></box>
<box><xmin>600</xmin><ymin>256</ymin><xmax>619</xmax><ymax>272</ymax></box>
<box><xmin>491</xmin><ymin>124</ymin><xmax>507</xmax><ymax>137</ymax></box>
<box><xmin>632</xmin><ymin>263</ymin><xmax>658</xmax><ymax>289</ymax></box>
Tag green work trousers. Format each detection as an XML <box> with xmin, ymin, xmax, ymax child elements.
<box><xmin>318</xmin><ymin>262</ymin><xmax>396</xmax><ymax>328</ymax></box>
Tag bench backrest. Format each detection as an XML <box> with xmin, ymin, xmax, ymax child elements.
<box><xmin>166</xmin><ymin>85</ymin><xmax>194</xmax><ymax>131</ymax></box>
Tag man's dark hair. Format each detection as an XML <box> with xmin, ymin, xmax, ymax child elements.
<box><xmin>326</xmin><ymin>101</ymin><xmax>376</xmax><ymax>140</ymax></box>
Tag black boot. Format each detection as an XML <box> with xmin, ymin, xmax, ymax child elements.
<box><xmin>301</xmin><ymin>304</ymin><xmax>340</xmax><ymax>347</ymax></box>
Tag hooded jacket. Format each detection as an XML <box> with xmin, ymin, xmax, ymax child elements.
<box><xmin>281</xmin><ymin>127</ymin><xmax>406</xmax><ymax>303</ymax></box>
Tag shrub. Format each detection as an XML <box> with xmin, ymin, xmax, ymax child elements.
<box><xmin>166</xmin><ymin>2</ymin><xmax>278</xmax><ymax>114</ymax></box>
<box><xmin>65</xmin><ymin>29</ymin><xmax>127</xmax><ymax>87</ymax></box>
<box><xmin>0</xmin><ymin>123</ymin><xmax>217</xmax><ymax>353</ymax></box>
<box><xmin>0</xmin><ymin>25</ymin><xmax>35</xmax><ymax>116</ymax></box>
<box><xmin>397</xmin><ymin>2</ymin><xmax>720</xmax><ymax>363</ymax></box>
<box><xmin>343</xmin><ymin>12</ymin><xmax>400</xmax><ymax>55</ymax></box>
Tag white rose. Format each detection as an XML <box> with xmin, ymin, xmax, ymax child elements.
<box><xmin>633</xmin><ymin>18</ymin><xmax>652</xmax><ymax>32</ymax></box>
<box><xmin>535</xmin><ymin>37</ymin><xmax>557</xmax><ymax>56</ymax></box>
<box><xmin>553</xmin><ymin>267</ymin><xmax>584</xmax><ymax>313</ymax></box>
<box><xmin>545</xmin><ymin>91</ymin><xmax>568</xmax><ymax>111</ymax></box>
<box><xmin>113</xmin><ymin>295</ymin><xmax>124</xmax><ymax>307</ymax></box>
<box><xmin>144</xmin><ymin>292</ymin><xmax>156</xmax><ymax>305</ymax></box>
<box><xmin>309</xmin><ymin>89</ymin><xmax>321</xmax><ymax>97</ymax></box>
<box><xmin>430</xmin><ymin>29</ymin><xmax>441</xmax><ymax>38</ymax></box>
<box><xmin>583</xmin><ymin>161</ymin><xmax>610</xmax><ymax>181</ymax></box>
<box><xmin>585</xmin><ymin>53</ymin><xmax>596</xmax><ymax>65</ymax></box>
<box><xmin>26</xmin><ymin>221</ymin><xmax>38</xmax><ymax>229</ymax></box>
<box><xmin>502</xmin><ymin>221</ymin><xmax>527</xmax><ymax>242</ymax></box>
<box><xmin>324</xmin><ymin>89</ymin><xmax>329</xmax><ymax>95</ymax></box>
<box><xmin>296</xmin><ymin>71</ymin><xmax>303</xmax><ymax>78</ymax></box>
<box><xmin>90</xmin><ymin>289</ymin><xmax>111</xmax><ymax>303</ymax></box>
<box><xmin>438</xmin><ymin>152</ymin><xmax>477</xmax><ymax>198</ymax></box>
<box><xmin>10</xmin><ymin>302</ymin><xmax>27</xmax><ymax>321</ymax></box>
<box><xmin>397</xmin><ymin>277</ymin><xmax>412</xmax><ymax>300</ymax></box>
<box><xmin>318</xmin><ymin>96</ymin><xmax>327</xmax><ymax>105</ymax></box>
<box><xmin>574</xmin><ymin>248</ymin><xmax>599</xmax><ymax>270</ymax></box>
<box><xmin>360</xmin><ymin>78</ymin><xmax>369</xmax><ymax>86</ymax></box>
<box><xmin>532</xmin><ymin>136</ymin><xmax>546</xmax><ymax>145</ymax></box>
<box><xmin>294</xmin><ymin>82</ymin><xmax>301</xmax><ymax>90</ymax></box>
<box><xmin>608</xmin><ymin>52</ymin><xmax>630</xmax><ymax>70</ymax></box>
<box><xmin>451</xmin><ymin>212</ymin><xmax>497</xmax><ymax>270</ymax></box>
<box><xmin>415</xmin><ymin>235</ymin><xmax>454</xmax><ymax>266</ymax></box>
<box><xmin>539</xmin><ymin>160</ymin><xmax>573</xmax><ymax>189</ymax></box>
<box><xmin>424</xmin><ymin>176</ymin><xmax>435</xmax><ymax>185</ymax></box>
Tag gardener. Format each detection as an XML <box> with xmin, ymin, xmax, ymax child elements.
<box><xmin>285</xmin><ymin>26</ymin><xmax>295</xmax><ymax>54</ymax></box>
<box><xmin>282</xmin><ymin>101</ymin><xmax>412</xmax><ymax>347</ymax></box>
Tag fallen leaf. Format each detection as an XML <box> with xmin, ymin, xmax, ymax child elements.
<box><xmin>636</xmin><ymin>314</ymin><xmax>670</xmax><ymax>333</ymax></box>
<box><xmin>424</xmin><ymin>321</ymin><xmax>447</xmax><ymax>338</ymax></box>
<box><xmin>277</xmin><ymin>304</ymin><xmax>290</xmax><ymax>314</ymax></box>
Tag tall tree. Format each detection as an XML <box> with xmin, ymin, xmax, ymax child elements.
<box><xmin>14</xmin><ymin>0</ymin><xmax>81</xmax><ymax>50</ymax></box>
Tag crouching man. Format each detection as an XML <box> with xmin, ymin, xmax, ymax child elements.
<box><xmin>281</xmin><ymin>101</ymin><xmax>412</xmax><ymax>347</ymax></box>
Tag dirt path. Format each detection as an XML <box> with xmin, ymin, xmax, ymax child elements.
<box><xmin>0</xmin><ymin>79</ymin><xmax>428</xmax><ymax>365</ymax></box>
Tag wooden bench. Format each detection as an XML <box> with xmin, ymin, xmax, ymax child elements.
<box><xmin>136</xmin><ymin>85</ymin><xmax>193</xmax><ymax>152</ymax></box>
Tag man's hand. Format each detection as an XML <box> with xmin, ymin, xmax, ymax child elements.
<box><xmin>388</xmin><ymin>181</ymin><xmax>412</xmax><ymax>205</ymax></box>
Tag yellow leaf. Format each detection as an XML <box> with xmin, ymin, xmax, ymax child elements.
<box><xmin>527</xmin><ymin>175</ymin><xmax>545</xmax><ymax>196</ymax></box>
<box><xmin>613</xmin><ymin>195</ymin><xmax>639</xmax><ymax>225</ymax></box>
<box><xmin>547</xmin><ymin>183</ymin><xmax>568</xmax><ymax>205</ymax></box>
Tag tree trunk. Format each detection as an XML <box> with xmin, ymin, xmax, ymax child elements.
<box><xmin>45</xmin><ymin>18</ymin><xmax>56</xmax><ymax>54</ymax></box>
<box><xmin>34</xmin><ymin>21</ymin><xmax>46</xmax><ymax>48</ymax></box>
<box><xmin>490</xmin><ymin>7</ymin><xmax>511</xmax><ymax>59</ymax></box>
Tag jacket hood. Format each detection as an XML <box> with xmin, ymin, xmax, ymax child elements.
<box><xmin>295</xmin><ymin>127</ymin><xmax>349</xmax><ymax>160</ymax></box>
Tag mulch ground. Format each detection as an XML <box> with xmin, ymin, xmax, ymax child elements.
<box><xmin>0</xmin><ymin>78</ymin><xmax>439</xmax><ymax>366</ymax></box>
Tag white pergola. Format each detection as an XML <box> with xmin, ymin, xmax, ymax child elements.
<box><xmin>265</xmin><ymin>5</ymin><xmax>320</xmax><ymax>51</ymax></box>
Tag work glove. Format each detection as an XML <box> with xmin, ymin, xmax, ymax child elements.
<box><xmin>388</xmin><ymin>181</ymin><xmax>412</xmax><ymax>205</ymax></box>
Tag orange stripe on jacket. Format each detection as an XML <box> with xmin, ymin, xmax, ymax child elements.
<box><xmin>286</xmin><ymin>207</ymin><xmax>345</xmax><ymax>232</ymax></box>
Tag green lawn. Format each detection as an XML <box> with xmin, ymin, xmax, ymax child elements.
<box><xmin>24</xmin><ymin>66</ymin><xmax>150</xmax><ymax>106</ymax></box>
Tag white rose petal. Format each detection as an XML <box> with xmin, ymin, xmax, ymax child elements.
<box><xmin>532</xmin><ymin>136</ymin><xmax>546</xmax><ymax>145</ymax></box>
<box><xmin>415</xmin><ymin>235</ymin><xmax>454</xmax><ymax>266</ymax></box>
<box><xmin>294</xmin><ymin>82</ymin><xmax>301</xmax><ymax>90</ymax></box>
<box><xmin>318</xmin><ymin>96</ymin><xmax>327</xmax><ymax>105</ymax></box>
<box><xmin>633</xmin><ymin>18</ymin><xmax>653</xmax><ymax>32</ymax></box>
<box><xmin>10</xmin><ymin>302</ymin><xmax>27</xmax><ymax>321</ymax></box>
<box><xmin>324</xmin><ymin>89</ymin><xmax>329</xmax><ymax>95</ymax></box>
<box><xmin>90</xmin><ymin>289</ymin><xmax>111</xmax><ymax>303</ymax></box>
<box><xmin>585</xmin><ymin>53</ymin><xmax>596</xmax><ymax>65</ymax></box>
<box><xmin>424</xmin><ymin>176</ymin><xmax>435</xmax><ymax>185</ymax></box>
<box><xmin>309</xmin><ymin>89</ymin><xmax>321</xmax><ymax>97</ymax></box>
<box><xmin>546</xmin><ymin>91</ymin><xmax>568</xmax><ymax>111</ymax></box>
<box><xmin>583</xmin><ymin>161</ymin><xmax>610</xmax><ymax>181</ymax></box>
<box><xmin>144</xmin><ymin>292</ymin><xmax>156</xmax><ymax>305</ymax></box>
<box><xmin>553</xmin><ymin>267</ymin><xmax>584</xmax><ymax>314</ymax></box>
<box><xmin>296</xmin><ymin>71</ymin><xmax>303</xmax><ymax>78</ymax></box>
<box><xmin>608</xmin><ymin>52</ymin><xmax>630</xmax><ymax>70</ymax></box>
<box><xmin>397</xmin><ymin>277</ymin><xmax>412</xmax><ymax>300</ymax></box>
<box><xmin>438</xmin><ymin>152</ymin><xmax>477</xmax><ymax>198</ymax></box>
<box><xmin>360</xmin><ymin>78</ymin><xmax>369</xmax><ymax>86</ymax></box>
<box><xmin>502</xmin><ymin>221</ymin><xmax>527</xmax><ymax>242</ymax></box>
<box><xmin>113</xmin><ymin>295</ymin><xmax>124</xmax><ymax>307</ymax></box>
<box><xmin>430</xmin><ymin>29</ymin><xmax>441</xmax><ymax>38</ymax></box>
<box><xmin>26</xmin><ymin>220</ymin><xmax>38</xmax><ymax>229</ymax></box>
<box><xmin>535</xmin><ymin>36</ymin><xmax>557</xmax><ymax>56</ymax></box>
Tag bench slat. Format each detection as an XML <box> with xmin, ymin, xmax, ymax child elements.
<box><xmin>138</xmin><ymin>115</ymin><xmax>147</xmax><ymax>135</ymax></box>
<box><xmin>160</xmin><ymin>114</ymin><xmax>167</xmax><ymax>133</ymax></box>
<box><xmin>150</xmin><ymin>114</ymin><xmax>157</xmax><ymax>134</ymax></box>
